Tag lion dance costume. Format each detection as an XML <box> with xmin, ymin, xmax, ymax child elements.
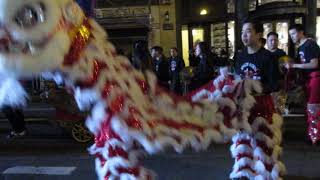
<box><xmin>0</xmin><ymin>0</ymin><xmax>285</xmax><ymax>179</ymax></box>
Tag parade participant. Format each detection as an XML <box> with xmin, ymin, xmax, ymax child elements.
<box><xmin>287</xmin><ymin>24</ymin><xmax>320</xmax><ymax>144</ymax></box>
<box><xmin>232</xmin><ymin>19</ymin><xmax>284</xmax><ymax>179</ymax></box>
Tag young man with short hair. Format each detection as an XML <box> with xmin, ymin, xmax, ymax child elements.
<box><xmin>232</xmin><ymin>20</ymin><xmax>284</xmax><ymax>180</ymax></box>
<box><xmin>267</xmin><ymin>32</ymin><xmax>286</xmax><ymax>60</ymax></box>
<box><xmin>287</xmin><ymin>24</ymin><xmax>320</xmax><ymax>145</ymax></box>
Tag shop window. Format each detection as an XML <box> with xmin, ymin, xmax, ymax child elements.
<box><xmin>263</xmin><ymin>23</ymin><xmax>273</xmax><ymax>39</ymax></box>
<box><xmin>249</xmin><ymin>0</ymin><xmax>257</xmax><ymax>11</ymax></box>
<box><xmin>192</xmin><ymin>28</ymin><xmax>204</xmax><ymax>46</ymax></box>
<box><xmin>276</xmin><ymin>22</ymin><xmax>289</xmax><ymax>53</ymax></box>
<box><xmin>211</xmin><ymin>23</ymin><xmax>226</xmax><ymax>55</ymax></box>
<box><xmin>181</xmin><ymin>25</ymin><xmax>190</xmax><ymax>66</ymax></box>
<box><xmin>316</xmin><ymin>17</ymin><xmax>320</xmax><ymax>45</ymax></box>
<box><xmin>258</xmin><ymin>0</ymin><xmax>293</xmax><ymax>5</ymax></box>
<box><xmin>227</xmin><ymin>21</ymin><xmax>235</xmax><ymax>58</ymax></box>
<box><xmin>227</xmin><ymin>0</ymin><xmax>235</xmax><ymax>13</ymax></box>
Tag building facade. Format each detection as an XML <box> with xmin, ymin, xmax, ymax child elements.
<box><xmin>94</xmin><ymin>0</ymin><xmax>178</xmax><ymax>57</ymax></box>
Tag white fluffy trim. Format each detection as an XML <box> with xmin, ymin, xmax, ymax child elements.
<box><xmin>85</xmin><ymin>102</ymin><xmax>107</xmax><ymax>135</ymax></box>
<box><xmin>272</xmin><ymin>162</ymin><xmax>286</xmax><ymax>179</ymax></box>
<box><xmin>95</xmin><ymin>149</ymin><xmax>142</xmax><ymax>180</ymax></box>
<box><xmin>232</xmin><ymin>132</ymin><xmax>252</xmax><ymax>144</ymax></box>
<box><xmin>230</xmin><ymin>144</ymin><xmax>253</xmax><ymax>158</ymax></box>
<box><xmin>74</xmin><ymin>87</ymin><xmax>100</xmax><ymax>110</ymax></box>
<box><xmin>0</xmin><ymin>77</ymin><xmax>27</xmax><ymax>107</ymax></box>
<box><xmin>232</xmin><ymin>157</ymin><xmax>255</xmax><ymax>172</ymax></box>
<box><xmin>230</xmin><ymin>168</ymin><xmax>255</xmax><ymax>180</ymax></box>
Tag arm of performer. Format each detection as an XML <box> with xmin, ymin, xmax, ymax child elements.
<box><xmin>288</xmin><ymin>59</ymin><xmax>318</xmax><ymax>69</ymax></box>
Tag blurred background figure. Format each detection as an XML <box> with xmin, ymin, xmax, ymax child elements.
<box><xmin>151</xmin><ymin>46</ymin><xmax>170</xmax><ymax>89</ymax></box>
<box><xmin>130</xmin><ymin>40</ymin><xmax>152</xmax><ymax>71</ymax></box>
<box><xmin>191</xmin><ymin>42</ymin><xmax>215</xmax><ymax>89</ymax></box>
<box><xmin>168</xmin><ymin>47</ymin><xmax>185</xmax><ymax>95</ymax></box>
<box><xmin>259</xmin><ymin>37</ymin><xmax>266</xmax><ymax>47</ymax></box>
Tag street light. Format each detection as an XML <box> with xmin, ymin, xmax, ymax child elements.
<box><xmin>200</xmin><ymin>9</ymin><xmax>208</xmax><ymax>16</ymax></box>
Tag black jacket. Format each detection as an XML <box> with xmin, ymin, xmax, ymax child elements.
<box><xmin>152</xmin><ymin>57</ymin><xmax>170</xmax><ymax>83</ymax></box>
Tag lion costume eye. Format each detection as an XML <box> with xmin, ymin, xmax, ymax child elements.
<box><xmin>14</xmin><ymin>3</ymin><xmax>46</xmax><ymax>28</ymax></box>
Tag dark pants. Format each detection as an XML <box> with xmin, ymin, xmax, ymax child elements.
<box><xmin>2</xmin><ymin>106</ymin><xmax>25</xmax><ymax>133</ymax></box>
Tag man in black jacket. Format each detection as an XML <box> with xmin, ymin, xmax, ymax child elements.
<box><xmin>168</xmin><ymin>47</ymin><xmax>185</xmax><ymax>94</ymax></box>
<box><xmin>151</xmin><ymin>46</ymin><xmax>170</xmax><ymax>89</ymax></box>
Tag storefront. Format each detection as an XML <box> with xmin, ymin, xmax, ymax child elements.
<box><xmin>177</xmin><ymin>0</ymin><xmax>313</xmax><ymax>65</ymax></box>
<box><xmin>176</xmin><ymin>0</ymin><xmax>235</xmax><ymax>66</ymax></box>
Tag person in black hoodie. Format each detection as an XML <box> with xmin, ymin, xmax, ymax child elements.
<box><xmin>151</xmin><ymin>46</ymin><xmax>170</xmax><ymax>89</ymax></box>
<box><xmin>231</xmin><ymin>20</ymin><xmax>284</xmax><ymax>180</ymax></box>
<box><xmin>168</xmin><ymin>47</ymin><xmax>185</xmax><ymax>94</ymax></box>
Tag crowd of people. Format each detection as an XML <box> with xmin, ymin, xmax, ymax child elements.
<box><xmin>128</xmin><ymin>40</ymin><xmax>233</xmax><ymax>95</ymax></box>
<box><xmin>125</xmin><ymin>22</ymin><xmax>320</xmax><ymax>147</ymax></box>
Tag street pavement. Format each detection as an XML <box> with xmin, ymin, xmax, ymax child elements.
<box><xmin>0</xmin><ymin>117</ymin><xmax>320</xmax><ymax>180</ymax></box>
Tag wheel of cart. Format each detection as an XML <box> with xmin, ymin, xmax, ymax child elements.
<box><xmin>71</xmin><ymin>120</ymin><xmax>92</xmax><ymax>143</ymax></box>
<box><xmin>41</xmin><ymin>80</ymin><xmax>93</xmax><ymax>143</ymax></box>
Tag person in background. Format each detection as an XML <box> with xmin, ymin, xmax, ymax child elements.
<box><xmin>151</xmin><ymin>46</ymin><xmax>170</xmax><ymax>89</ymax></box>
<box><xmin>219</xmin><ymin>49</ymin><xmax>229</xmax><ymax>67</ymax></box>
<box><xmin>286</xmin><ymin>24</ymin><xmax>320</xmax><ymax>145</ymax></box>
<box><xmin>189</xmin><ymin>48</ymin><xmax>198</xmax><ymax>67</ymax></box>
<box><xmin>192</xmin><ymin>42</ymin><xmax>215</xmax><ymax>89</ymax></box>
<box><xmin>131</xmin><ymin>40</ymin><xmax>152</xmax><ymax>71</ymax></box>
<box><xmin>3</xmin><ymin>106</ymin><xmax>26</xmax><ymax>139</ymax></box>
<box><xmin>266</xmin><ymin>31</ymin><xmax>288</xmax><ymax>114</ymax></box>
<box><xmin>267</xmin><ymin>32</ymin><xmax>286</xmax><ymax>59</ymax></box>
<box><xmin>232</xmin><ymin>19</ymin><xmax>283</xmax><ymax>180</ymax></box>
<box><xmin>168</xmin><ymin>47</ymin><xmax>185</xmax><ymax>94</ymax></box>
